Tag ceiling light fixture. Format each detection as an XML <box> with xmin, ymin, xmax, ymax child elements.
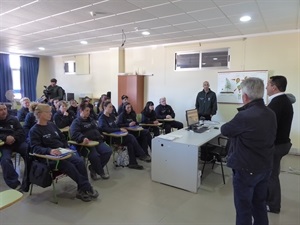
<box><xmin>89</xmin><ymin>11</ymin><xmax>107</xmax><ymax>17</ymax></box>
<box><xmin>240</xmin><ymin>15</ymin><xmax>251</xmax><ymax>22</ymax></box>
<box><xmin>38</xmin><ymin>47</ymin><xmax>45</xmax><ymax>50</ymax></box>
<box><xmin>80</xmin><ymin>40</ymin><xmax>88</xmax><ymax>45</ymax></box>
<box><xmin>142</xmin><ymin>31</ymin><xmax>150</xmax><ymax>36</ymax></box>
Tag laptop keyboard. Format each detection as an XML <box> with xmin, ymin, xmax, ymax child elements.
<box><xmin>193</xmin><ymin>127</ymin><xmax>209</xmax><ymax>133</ymax></box>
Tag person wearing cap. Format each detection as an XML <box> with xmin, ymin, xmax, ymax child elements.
<box><xmin>266</xmin><ymin>75</ymin><xmax>294</xmax><ymax>214</ymax></box>
<box><xmin>45</xmin><ymin>78</ymin><xmax>64</xmax><ymax>102</ymax></box>
<box><xmin>118</xmin><ymin>95</ymin><xmax>129</xmax><ymax>115</ymax></box>
<box><xmin>17</xmin><ymin>97</ymin><xmax>30</xmax><ymax>122</ymax></box>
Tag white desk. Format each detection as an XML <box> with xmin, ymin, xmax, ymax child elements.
<box><xmin>151</xmin><ymin>124</ymin><xmax>223</xmax><ymax>193</ymax></box>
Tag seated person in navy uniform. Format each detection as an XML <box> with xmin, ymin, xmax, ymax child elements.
<box><xmin>98</xmin><ymin>101</ymin><xmax>150</xmax><ymax>170</ymax></box>
<box><xmin>70</xmin><ymin>102</ymin><xmax>112</xmax><ymax>180</ymax></box>
<box><xmin>53</xmin><ymin>101</ymin><xmax>76</xmax><ymax>129</ymax></box>
<box><xmin>17</xmin><ymin>97</ymin><xmax>30</xmax><ymax>122</ymax></box>
<box><xmin>29</xmin><ymin>103</ymin><xmax>99</xmax><ymax>202</ymax></box>
<box><xmin>155</xmin><ymin>97</ymin><xmax>183</xmax><ymax>134</ymax></box>
<box><xmin>141</xmin><ymin>101</ymin><xmax>160</xmax><ymax>137</ymax></box>
<box><xmin>0</xmin><ymin>103</ymin><xmax>29</xmax><ymax>192</ymax></box>
<box><xmin>117</xmin><ymin>102</ymin><xmax>152</xmax><ymax>156</ymax></box>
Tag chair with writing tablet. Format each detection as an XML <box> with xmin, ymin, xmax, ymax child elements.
<box><xmin>102</xmin><ymin>131</ymin><xmax>128</xmax><ymax>168</ymax></box>
<box><xmin>0</xmin><ymin>190</ymin><xmax>23</xmax><ymax>210</ymax></box>
<box><xmin>29</xmin><ymin>150</ymin><xmax>73</xmax><ymax>204</ymax></box>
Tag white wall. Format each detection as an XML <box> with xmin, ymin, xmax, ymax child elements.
<box><xmin>47</xmin><ymin>32</ymin><xmax>299</xmax><ymax>152</ymax></box>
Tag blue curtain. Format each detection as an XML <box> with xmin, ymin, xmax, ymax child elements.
<box><xmin>0</xmin><ymin>53</ymin><xmax>13</xmax><ymax>102</ymax></box>
<box><xmin>20</xmin><ymin>56</ymin><xmax>39</xmax><ymax>101</ymax></box>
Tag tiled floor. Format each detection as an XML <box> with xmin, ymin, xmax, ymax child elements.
<box><xmin>0</xmin><ymin>154</ymin><xmax>299</xmax><ymax>225</ymax></box>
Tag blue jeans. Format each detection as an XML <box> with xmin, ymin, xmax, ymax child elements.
<box><xmin>88</xmin><ymin>142</ymin><xmax>112</xmax><ymax>175</ymax></box>
<box><xmin>0</xmin><ymin>142</ymin><xmax>28</xmax><ymax>189</ymax></box>
<box><xmin>232</xmin><ymin>169</ymin><xmax>271</xmax><ymax>225</ymax></box>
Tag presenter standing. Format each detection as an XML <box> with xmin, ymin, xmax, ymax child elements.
<box><xmin>195</xmin><ymin>81</ymin><xmax>217</xmax><ymax>120</ymax></box>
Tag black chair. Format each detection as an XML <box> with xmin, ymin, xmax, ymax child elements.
<box><xmin>201</xmin><ymin>137</ymin><xmax>230</xmax><ymax>184</ymax></box>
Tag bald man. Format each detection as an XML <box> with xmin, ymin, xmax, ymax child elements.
<box><xmin>195</xmin><ymin>81</ymin><xmax>217</xmax><ymax>120</ymax></box>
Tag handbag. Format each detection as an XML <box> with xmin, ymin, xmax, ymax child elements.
<box><xmin>29</xmin><ymin>160</ymin><xmax>52</xmax><ymax>188</ymax></box>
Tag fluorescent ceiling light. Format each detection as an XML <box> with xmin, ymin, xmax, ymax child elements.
<box><xmin>240</xmin><ymin>16</ymin><xmax>251</xmax><ymax>22</ymax></box>
<box><xmin>38</xmin><ymin>47</ymin><xmax>45</xmax><ymax>50</ymax></box>
<box><xmin>80</xmin><ymin>40</ymin><xmax>88</xmax><ymax>45</ymax></box>
<box><xmin>142</xmin><ymin>31</ymin><xmax>150</xmax><ymax>36</ymax></box>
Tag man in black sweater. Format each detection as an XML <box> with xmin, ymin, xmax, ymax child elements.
<box><xmin>266</xmin><ymin>75</ymin><xmax>294</xmax><ymax>214</ymax></box>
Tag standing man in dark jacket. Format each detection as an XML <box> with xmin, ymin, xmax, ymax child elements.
<box><xmin>45</xmin><ymin>78</ymin><xmax>64</xmax><ymax>102</ymax></box>
<box><xmin>195</xmin><ymin>81</ymin><xmax>217</xmax><ymax>120</ymax></box>
<box><xmin>266</xmin><ymin>75</ymin><xmax>294</xmax><ymax>214</ymax></box>
<box><xmin>0</xmin><ymin>103</ymin><xmax>28</xmax><ymax>191</ymax></box>
<box><xmin>155</xmin><ymin>97</ymin><xmax>183</xmax><ymax>134</ymax></box>
<box><xmin>221</xmin><ymin>78</ymin><xmax>277</xmax><ymax>225</ymax></box>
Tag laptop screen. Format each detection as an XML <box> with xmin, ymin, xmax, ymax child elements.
<box><xmin>186</xmin><ymin>109</ymin><xmax>199</xmax><ymax>127</ymax></box>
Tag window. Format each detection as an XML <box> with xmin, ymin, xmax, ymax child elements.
<box><xmin>175</xmin><ymin>48</ymin><xmax>230</xmax><ymax>71</ymax></box>
<box><xmin>9</xmin><ymin>55</ymin><xmax>21</xmax><ymax>99</ymax></box>
<box><xmin>201</xmin><ymin>50</ymin><xmax>229</xmax><ymax>68</ymax></box>
<box><xmin>175</xmin><ymin>52</ymin><xmax>200</xmax><ymax>70</ymax></box>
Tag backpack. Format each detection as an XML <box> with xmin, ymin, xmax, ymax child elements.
<box><xmin>115</xmin><ymin>146</ymin><xmax>129</xmax><ymax>167</ymax></box>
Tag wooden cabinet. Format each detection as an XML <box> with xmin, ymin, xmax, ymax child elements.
<box><xmin>118</xmin><ymin>75</ymin><xmax>144</xmax><ymax>113</ymax></box>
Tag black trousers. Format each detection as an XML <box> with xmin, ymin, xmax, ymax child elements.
<box><xmin>267</xmin><ymin>142</ymin><xmax>292</xmax><ymax>211</ymax></box>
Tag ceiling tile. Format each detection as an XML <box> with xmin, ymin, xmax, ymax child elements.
<box><xmin>172</xmin><ymin>0</ymin><xmax>216</xmax><ymax>12</ymax></box>
<box><xmin>189</xmin><ymin>7</ymin><xmax>225</xmax><ymax>21</ymax></box>
<box><xmin>144</xmin><ymin>2</ymin><xmax>183</xmax><ymax>17</ymax></box>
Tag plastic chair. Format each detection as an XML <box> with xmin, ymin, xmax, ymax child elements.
<box><xmin>201</xmin><ymin>137</ymin><xmax>229</xmax><ymax>184</ymax></box>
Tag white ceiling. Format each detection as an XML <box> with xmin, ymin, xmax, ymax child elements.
<box><xmin>0</xmin><ymin>0</ymin><xmax>299</xmax><ymax>56</ymax></box>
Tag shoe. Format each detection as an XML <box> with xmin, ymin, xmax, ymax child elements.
<box><xmin>76</xmin><ymin>190</ymin><xmax>92</xmax><ymax>202</ymax></box>
<box><xmin>87</xmin><ymin>187</ymin><xmax>99</xmax><ymax>199</ymax></box>
<box><xmin>128</xmin><ymin>164</ymin><xmax>144</xmax><ymax>170</ymax></box>
<box><xmin>139</xmin><ymin>155</ymin><xmax>151</xmax><ymax>163</ymax></box>
<box><xmin>88</xmin><ymin>165</ymin><xmax>98</xmax><ymax>181</ymax></box>
<box><xmin>266</xmin><ymin>205</ymin><xmax>280</xmax><ymax>214</ymax></box>
<box><xmin>99</xmin><ymin>173</ymin><xmax>110</xmax><ymax>180</ymax></box>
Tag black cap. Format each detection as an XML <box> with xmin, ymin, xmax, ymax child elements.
<box><xmin>121</xmin><ymin>95</ymin><xmax>128</xmax><ymax>100</ymax></box>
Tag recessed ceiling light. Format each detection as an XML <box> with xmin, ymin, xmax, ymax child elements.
<box><xmin>80</xmin><ymin>40</ymin><xmax>88</xmax><ymax>45</ymax></box>
<box><xmin>38</xmin><ymin>47</ymin><xmax>45</xmax><ymax>50</ymax></box>
<box><xmin>213</xmin><ymin>57</ymin><xmax>218</xmax><ymax>60</ymax></box>
<box><xmin>240</xmin><ymin>15</ymin><xmax>251</xmax><ymax>22</ymax></box>
<box><xmin>142</xmin><ymin>31</ymin><xmax>150</xmax><ymax>36</ymax></box>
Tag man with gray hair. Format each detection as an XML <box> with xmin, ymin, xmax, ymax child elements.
<box><xmin>221</xmin><ymin>78</ymin><xmax>277</xmax><ymax>225</ymax></box>
<box><xmin>17</xmin><ymin>97</ymin><xmax>30</xmax><ymax>122</ymax></box>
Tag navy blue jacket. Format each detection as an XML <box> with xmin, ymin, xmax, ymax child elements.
<box><xmin>17</xmin><ymin>107</ymin><xmax>29</xmax><ymax>122</ymax></box>
<box><xmin>70</xmin><ymin>117</ymin><xmax>104</xmax><ymax>143</ymax></box>
<box><xmin>0</xmin><ymin>115</ymin><xmax>25</xmax><ymax>146</ymax></box>
<box><xmin>155</xmin><ymin>104</ymin><xmax>175</xmax><ymax>119</ymax></box>
<box><xmin>221</xmin><ymin>99</ymin><xmax>277</xmax><ymax>173</ymax></box>
<box><xmin>116</xmin><ymin>111</ymin><xmax>137</xmax><ymax>127</ymax></box>
<box><xmin>53</xmin><ymin>110</ymin><xmax>76</xmax><ymax>129</ymax></box>
<box><xmin>29</xmin><ymin>122</ymin><xmax>68</xmax><ymax>155</ymax></box>
<box><xmin>141</xmin><ymin>110</ymin><xmax>157</xmax><ymax>124</ymax></box>
<box><xmin>98</xmin><ymin>114</ymin><xmax>121</xmax><ymax>133</ymax></box>
<box><xmin>23</xmin><ymin>112</ymin><xmax>36</xmax><ymax>138</ymax></box>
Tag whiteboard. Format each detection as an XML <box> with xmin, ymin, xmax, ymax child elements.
<box><xmin>217</xmin><ymin>70</ymin><xmax>268</xmax><ymax>104</ymax></box>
